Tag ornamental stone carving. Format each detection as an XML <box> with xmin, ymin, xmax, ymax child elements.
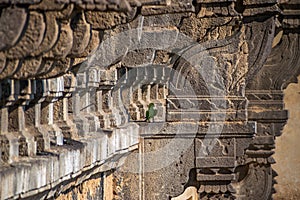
<box><xmin>0</xmin><ymin>0</ymin><xmax>299</xmax><ymax>199</ymax></box>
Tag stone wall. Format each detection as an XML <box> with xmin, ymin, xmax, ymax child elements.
<box><xmin>56</xmin><ymin>173</ymin><xmax>103</xmax><ymax>200</ymax></box>
<box><xmin>0</xmin><ymin>0</ymin><xmax>299</xmax><ymax>200</ymax></box>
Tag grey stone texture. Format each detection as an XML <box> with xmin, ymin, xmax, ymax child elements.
<box><xmin>0</xmin><ymin>0</ymin><xmax>299</xmax><ymax>199</ymax></box>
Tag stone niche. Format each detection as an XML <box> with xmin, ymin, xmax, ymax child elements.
<box><xmin>0</xmin><ymin>0</ymin><xmax>299</xmax><ymax>200</ymax></box>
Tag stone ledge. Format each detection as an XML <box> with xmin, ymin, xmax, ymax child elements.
<box><xmin>0</xmin><ymin>131</ymin><xmax>138</xmax><ymax>200</ymax></box>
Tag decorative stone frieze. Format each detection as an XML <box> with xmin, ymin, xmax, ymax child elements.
<box><xmin>0</xmin><ymin>0</ymin><xmax>299</xmax><ymax>199</ymax></box>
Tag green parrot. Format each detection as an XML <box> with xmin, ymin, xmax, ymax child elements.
<box><xmin>146</xmin><ymin>103</ymin><xmax>157</xmax><ymax>122</ymax></box>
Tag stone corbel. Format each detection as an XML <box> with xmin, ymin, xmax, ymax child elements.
<box><xmin>54</xmin><ymin>73</ymin><xmax>78</xmax><ymax>139</ymax></box>
<box><xmin>39</xmin><ymin>78</ymin><xmax>64</xmax><ymax>146</ymax></box>
<box><xmin>29</xmin><ymin>79</ymin><xmax>51</xmax><ymax>153</ymax></box>
<box><xmin>0</xmin><ymin>79</ymin><xmax>37</xmax><ymax>163</ymax></box>
<box><xmin>0</xmin><ymin>79</ymin><xmax>19</xmax><ymax>163</ymax></box>
<box><xmin>72</xmin><ymin>70</ymin><xmax>90</xmax><ymax>136</ymax></box>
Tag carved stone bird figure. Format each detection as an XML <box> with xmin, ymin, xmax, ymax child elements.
<box><xmin>146</xmin><ymin>103</ymin><xmax>157</xmax><ymax>122</ymax></box>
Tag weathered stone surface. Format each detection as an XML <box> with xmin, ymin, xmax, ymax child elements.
<box><xmin>44</xmin><ymin>22</ymin><xmax>73</xmax><ymax>58</ymax></box>
<box><xmin>0</xmin><ymin>0</ymin><xmax>299</xmax><ymax>199</ymax></box>
<box><xmin>243</xmin><ymin>5</ymin><xmax>281</xmax><ymax>16</ymax></box>
<box><xmin>141</xmin><ymin>4</ymin><xmax>195</xmax><ymax>15</ymax></box>
<box><xmin>85</xmin><ymin>9</ymin><xmax>136</xmax><ymax>29</ymax></box>
<box><xmin>122</xmin><ymin>49</ymin><xmax>155</xmax><ymax>67</ymax></box>
<box><xmin>138</xmin><ymin>0</ymin><xmax>170</xmax><ymax>5</ymax></box>
<box><xmin>35</xmin><ymin>59</ymin><xmax>55</xmax><ymax>78</ymax></box>
<box><xmin>0</xmin><ymin>0</ymin><xmax>41</xmax><ymax>4</ymax></box>
<box><xmin>80</xmin><ymin>30</ymin><xmax>101</xmax><ymax>57</ymax></box>
<box><xmin>40</xmin><ymin>58</ymin><xmax>73</xmax><ymax>79</ymax></box>
<box><xmin>70</xmin><ymin>12</ymin><xmax>91</xmax><ymax>56</ymax></box>
<box><xmin>12</xmin><ymin>57</ymin><xmax>43</xmax><ymax>79</ymax></box>
<box><xmin>180</xmin><ymin>14</ymin><xmax>239</xmax><ymax>42</ymax></box>
<box><xmin>0</xmin><ymin>60</ymin><xmax>20</xmax><ymax>80</ymax></box>
<box><xmin>0</xmin><ymin>7</ymin><xmax>27</xmax><ymax>51</ymax></box>
<box><xmin>29</xmin><ymin>0</ymin><xmax>65</xmax><ymax>10</ymax></box>
<box><xmin>31</xmin><ymin>12</ymin><xmax>59</xmax><ymax>56</ymax></box>
<box><xmin>248</xmin><ymin>33</ymin><xmax>300</xmax><ymax>90</ymax></box>
<box><xmin>130</xmin><ymin>13</ymin><xmax>189</xmax><ymax>29</ymax></box>
<box><xmin>56</xmin><ymin>174</ymin><xmax>103</xmax><ymax>200</ymax></box>
<box><xmin>5</xmin><ymin>12</ymin><xmax>45</xmax><ymax>59</ymax></box>
<box><xmin>112</xmin><ymin>138</ymin><xmax>196</xmax><ymax>200</ymax></box>
<box><xmin>0</xmin><ymin>53</ymin><xmax>6</xmax><ymax>74</ymax></box>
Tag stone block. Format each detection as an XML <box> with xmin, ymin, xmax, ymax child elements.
<box><xmin>0</xmin><ymin>7</ymin><xmax>27</xmax><ymax>51</ymax></box>
<box><xmin>85</xmin><ymin>9</ymin><xmax>136</xmax><ymax>30</ymax></box>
